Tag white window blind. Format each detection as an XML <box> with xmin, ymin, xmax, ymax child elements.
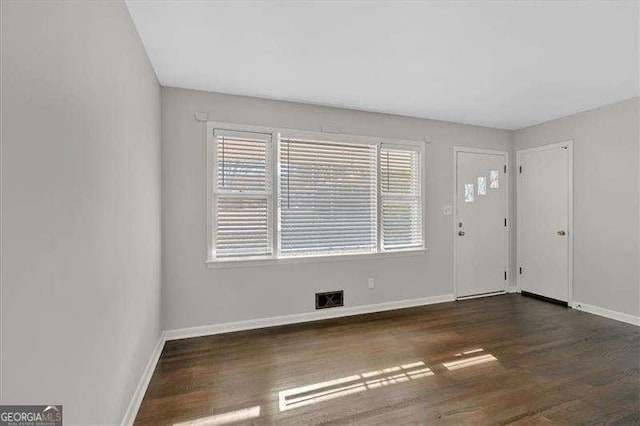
<box><xmin>380</xmin><ymin>145</ymin><xmax>423</xmax><ymax>250</ymax></box>
<box><xmin>208</xmin><ymin>124</ymin><xmax>425</xmax><ymax>263</ymax></box>
<box><xmin>279</xmin><ymin>138</ymin><xmax>378</xmax><ymax>257</ymax></box>
<box><xmin>212</xmin><ymin>130</ymin><xmax>272</xmax><ymax>260</ymax></box>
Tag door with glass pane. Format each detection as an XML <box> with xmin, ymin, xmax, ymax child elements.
<box><xmin>454</xmin><ymin>148</ymin><xmax>509</xmax><ymax>298</ymax></box>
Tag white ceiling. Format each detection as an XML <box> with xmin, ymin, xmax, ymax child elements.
<box><xmin>125</xmin><ymin>1</ymin><xmax>639</xmax><ymax>130</ymax></box>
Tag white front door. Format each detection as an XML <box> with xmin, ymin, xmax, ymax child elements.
<box><xmin>517</xmin><ymin>143</ymin><xmax>571</xmax><ymax>302</ymax></box>
<box><xmin>455</xmin><ymin>149</ymin><xmax>509</xmax><ymax>298</ymax></box>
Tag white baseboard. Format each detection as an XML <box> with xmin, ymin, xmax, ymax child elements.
<box><xmin>121</xmin><ymin>331</ymin><xmax>166</xmax><ymax>426</ymax></box>
<box><xmin>506</xmin><ymin>286</ymin><xmax>519</xmax><ymax>293</ymax></box>
<box><xmin>570</xmin><ymin>301</ymin><xmax>640</xmax><ymax>326</ymax></box>
<box><xmin>164</xmin><ymin>294</ymin><xmax>456</xmax><ymax>341</ymax></box>
<box><xmin>456</xmin><ymin>291</ymin><xmax>506</xmax><ymax>300</ymax></box>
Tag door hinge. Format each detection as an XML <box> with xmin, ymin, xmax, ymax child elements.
<box><xmin>504</xmin><ymin>271</ymin><xmax>507</xmax><ymax>280</ymax></box>
<box><xmin>519</xmin><ymin>165</ymin><xmax>523</xmax><ymax>174</ymax></box>
<box><xmin>519</xmin><ymin>266</ymin><xmax>523</xmax><ymax>275</ymax></box>
<box><xmin>503</xmin><ymin>165</ymin><xmax>507</xmax><ymax>173</ymax></box>
<box><xmin>504</xmin><ymin>218</ymin><xmax>507</xmax><ymax>227</ymax></box>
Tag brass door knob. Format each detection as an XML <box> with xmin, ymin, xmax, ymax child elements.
<box><xmin>557</xmin><ymin>230</ymin><xmax>566</xmax><ymax>236</ymax></box>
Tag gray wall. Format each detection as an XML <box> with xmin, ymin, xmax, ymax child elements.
<box><xmin>161</xmin><ymin>87</ymin><xmax>514</xmax><ymax>331</ymax></box>
<box><xmin>1</xmin><ymin>1</ymin><xmax>162</xmax><ymax>424</ymax></box>
<box><xmin>514</xmin><ymin>98</ymin><xmax>640</xmax><ymax>317</ymax></box>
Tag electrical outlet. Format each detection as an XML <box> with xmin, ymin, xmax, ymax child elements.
<box><xmin>368</xmin><ymin>278</ymin><xmax>374</xmax><ymax>289</ymax></box>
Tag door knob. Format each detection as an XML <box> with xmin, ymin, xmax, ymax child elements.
<box><xmin>557</xmin><ymin>230</ymin><xmax>566</xmax><ymax>236</ymax></box>
<box><xmin>458</xmin><ymin>231</ymin><xmax>465</xmax><ymax>236</ymax></box>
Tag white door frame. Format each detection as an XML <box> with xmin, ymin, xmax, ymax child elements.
<box><xmin>516</xmin><ymin>140</ymin><xmax>573</xmax><ymax>303</ymax></box>
<box><xmin>453</xmin><ymin>147</ymin><xmax>510</xmax><ymax>299</ymax></box>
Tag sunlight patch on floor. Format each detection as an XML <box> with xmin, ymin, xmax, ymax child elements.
<box><xmin>453</xmin><ymin>348</ymin><xmax>484</xmax><ymax>357</ymax></box>
<box><xmin>443</xmin><ymin>354</ymin><xmax>497</xmax><ymax>370</ymax></box>
<box><xmin>278</xmin><ymin>361</ymin><xmax>433</xmax><ymax>411</ymax></box>
<box><xmin>278</xmin><ymin>348</ymin><xmax>498</xmax><ymax>411</ymax></box>
<box><xmin>173</xmin><ymin>406</ymin><xmax>261</xmax><ymax>426</ymax></box>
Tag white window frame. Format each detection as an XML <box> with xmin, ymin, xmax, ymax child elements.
<box><xmin>209</xmin><ymin>129</ymin><xmax>274</xmax><ymax>261</ymax></box>
<box><xmin>379</xmin><ymin>142</ymin><xmax>425</xmax><ymax>253</ymax></box>
<box><xmin>206</xmin><ymin>121</ymin><xmax>426</xmax><ymax>267</ymax></box>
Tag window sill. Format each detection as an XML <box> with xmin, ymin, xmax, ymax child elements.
<box><xmin>206</xmin><ymin>248</ymin><xmax>427</xmax><ymax>269</ymax></box>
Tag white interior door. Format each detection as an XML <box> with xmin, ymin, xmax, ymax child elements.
<box><xmin>517</xmin><ymin>143</ymin><xmax>571</xmax><ymax>302</ymax></box>
<box><xmin>455</xmin><ymin>149</ymin><xmax>508</xmax><ymax>298</ymax></box>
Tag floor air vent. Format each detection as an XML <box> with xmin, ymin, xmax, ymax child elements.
<box><xmin>315</xmin><ymin>290</ymin><xmax>344</xmax><ymax>309</ymax></box>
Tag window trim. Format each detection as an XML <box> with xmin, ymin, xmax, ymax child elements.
<box><xmin>206</xmin><ymin>121</ymin><xmax>426</xmax><ymax>265</ymax></box>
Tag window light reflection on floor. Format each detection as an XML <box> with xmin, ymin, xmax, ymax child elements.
<box><xmin>275</xmin><ymin>348</ymin><xmax>497</xmax><ymax>412</ymax></box>
<box><xmin>453</xmin><ymin>348</ymin><xmax>484</xmax><ymax>357</ymax></box>
<box><xmin>278</xmin><ymin>361</ymin><xmax>434</xmax><ymax>411</ymax></box>
<box><xmin>173</xmin><ymin>405</ymin><xmax>261</xmax><ymax>426</ymax></box>
<box><xmin>442</xmin><ymin>354</ymin><xmax>497</xmax><ymax>370</ymax></box>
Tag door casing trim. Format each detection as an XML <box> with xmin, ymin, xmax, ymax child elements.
<box><xmin>453</xmin><ymin>146</ymin><xmax>510</xmax><ymax>299</ymax></box>
<box><xmin>516</xmin><ymin>140</ymin><xmax>574</xmax><ymax>304</ymax></box>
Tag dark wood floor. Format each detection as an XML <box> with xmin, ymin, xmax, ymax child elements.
<box><xmin>135</xmin><ymin>295</ymin><xmax>639</xmax><ymax>425</ymax></box>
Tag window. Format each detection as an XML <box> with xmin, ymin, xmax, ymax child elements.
<box><xmin>280</xmin><ymin>138</ymin><xmax>377</xmax><ymax>257</ymax></box>
<box><xmin>380</xmin><ymin>145</ymin><xmax>423</xmax><ymax>251</ymax></box>
<box><xmin>207</xmin><ymin>124</ymin><xmax>424</xmax><ymax>263</ymax></box>
<box><xmin>211</xmin><ymin>130</ymin><xmax>272</xmax><ymax>260</ymax></box>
